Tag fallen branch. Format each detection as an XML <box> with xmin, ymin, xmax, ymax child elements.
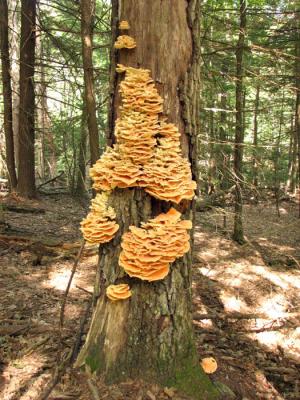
<box><xmin>193</xmin><ymin>312</ymin><xmax>266</xmax><ymax>321</ymax></box>
<box><xmin>1</xmin><ymin>203</ymin><xmax>46</xmax><ymax>214</ymax></box>
<box><xmin>70</xmin><ymin>296</ymin><xmax>93</xmax><ymax>363</ymax></box>
<box><xmin>87</xmin><ymin>379</ymin><xmax>101</xmax><ymax>400</ymax></box>
<box><xmin>37</xmin><ymin>171</ymin><xmax>64</xmax><ymax>189</ymax></box>
<box><xmin>59</xmin><ymin>239</ymin><xmax>86</xmax><ymax>329</ymax></box>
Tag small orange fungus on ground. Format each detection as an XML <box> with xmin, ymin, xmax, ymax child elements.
<box><xmin>200</xmin><ymin>357</ymin><xmax>218</xmax><ymax>374</ymax></box>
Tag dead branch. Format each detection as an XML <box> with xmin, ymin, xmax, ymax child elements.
<box><xmin>59</xmin><ymin>240</ymin><xmax>86</xmax><ymax>329</ymax></box>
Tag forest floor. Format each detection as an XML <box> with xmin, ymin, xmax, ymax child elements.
<box><xmin>0</xmin><ymin>193</ymin><xmax>299</xmax><ymax>400</ymax></box>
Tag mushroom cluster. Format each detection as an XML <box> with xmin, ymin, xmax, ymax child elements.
<box><xmin>80</xmin><ymin>193</ymin><xmax>119</xmax><ymax>244</ymax></box>
<box><xmin>90</xmin><ymin>147</ymin><xmax>141</xmax><ymax>191</ymax></box>
<box><xmin>114</xmin><ymin>35</ymin><xmax>136</xmax><ymax>49</ymax></box>
<box><xmin>141</xmin><ymin>122</ymin><xmax>197</xmax><ymax>203</ymax></box>
<box><xmin>89</xmin><ymin>65</ymin><xmax>196</xmax><ymax>204</ymax></box>
<box><xmin>119</xmin><ymin>208</ymin><xmax>192</xmax><ymax>281</ymax></box>
<box><xmin>119</xmin><ymin>20</ymin><xmax>130</xmax><ymax>30</ymax></box>
<box><xmin>106</xmin><ymin>284</ymin><xmax>132</xmax><ymax>301</ymax></box>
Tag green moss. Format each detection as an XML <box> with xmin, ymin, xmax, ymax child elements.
<box><xmin>165</xmin><ymin>358</ymin><xmax>220</xmax><ymax>400</ymax></box>
<box><xmin>85</xmin><ymin>345</ymin><xmax>103</xmax><ymax>374</ymax></box>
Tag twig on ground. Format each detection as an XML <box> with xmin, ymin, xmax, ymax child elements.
<box><xmin>38</xmin><ymin>296</ymin><xmax>92</xmax><ymax>400</ymax></box>
<box><xmin>37</xmin><ymin>171</ymin><xmax>64</xmax><ymax>189</ymax></box>
<box><xmin>75</xmin><ymin>285</ymin><xmax>93</xmax><ymax>295</ymax></box>
<box><xmin>59</xmin><ymin>239</ymin><xmax>85</xmax><ymax>329</ymax></box>
<box><xmin>87</xmin><ymin>379</ymin><xmax>101</xmax><ymax>400</ymax></box>
<box><xmin>70</xmin><ymin>296</ymin><xmax>93</xmax><ymax>363</ymax></box>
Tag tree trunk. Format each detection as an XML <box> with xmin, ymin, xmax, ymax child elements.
<box><xmin>9</xmin><ymin>0</ymin><xmax>20</xmax><ymax>171</ymax></box>
<box><xmin>17</xmin><ymin>0</ymin><xmax>36</xmax><ymax>198</ymax></box>
<box><xmin>252</xmin><ymin>84</ymin><xmax>260</xmax><ymax>189</ymax></box>
<box><xmin>218</xmin><ymin>63</ymin><xmax>231</xmax><ymax>192</ymax></box>
<box><xmin>0</xmin><ymin>0</ymin><xmax>17</xmax><ymax>189</ymax></box>
<box><xmin>76</xmin><ymin>106</ymin><xmax>88</xmax><ymax>196</ymax></box>
<box><xmin>232</xmin><ymin>0</ymin><xmax>246</xmax><ymax>244</ymax></box>
<box><xmin>274</xmin><ymin>93</ymin><xmax>284</xmax><ymax>218</ymax></box>
<box><xmin>76</xmin><ymin>1</ymin><xmax>219</xmax><ymax>398</ymax></box>
<box><xmin>295</xmin><ymin>10</ymin><xmax>300</xmax><ymax>217</ymax></box>
<box><xmin>80</xmin><ymin>0</ymin><xmax>100</xmax><ymax>167</ymax></box>
<box><xmin>288</xmin><ymin>115</ymin><xmax>298</xmax><ymax>193</ymax></box>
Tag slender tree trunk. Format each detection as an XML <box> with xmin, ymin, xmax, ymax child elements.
<box><xmin>76</xmin><ymin>106</ymin><xmax>88</xmax><ymax>196</ymax></box>
<box><xmin>233</xmin><ymin>0</ymin><xmax>246</xmax><ymax>244</ymax></box>
<box><xmin>9</xmin><ymin>0</ymin><xmax>20</xmax><ymax>171</ymax></box>
<box><xmin>208</xmin><ymin>100</ymin><xmax>216</xmax><ymax>194</ymax></box>
<box><xmin>80</xmin><ymin>0</ymin><xmax>99</xmax><ymax>167</ymax></box>
<box><xmin>218</xmin><ymin>64</ymin><xmax>230</xmax><ymax>191</ymax></box>
<box><xmin>76</xmin><ymin>1</ymin><xmax>219</xmax><ymax>398</ymax></box>
<box><xmin>252</xmin><ymin>84</ymin><xmax>260</xmax><ymax>191</ymax></box>
<box><xmin>286</xmin><ymin>114</ymin><xmax>295</xmax><ymax>192</ymax></box>
<box><xmin>0</xmin><ymin>0</ymin><xmax>18</xmax><ymax>189</ymax></box>
<box><xmin>289</xmin><ymin>116</ymin><xmax>298</xmax><ymax>193</ymax></box>
<box><xmin>274</xmin><ymin>93</ymin><xmax>284</xmax><ymax>218</ymax></box>
<box><xmin>295</xmin><ymin>10</ymin><xmax>300</xmax><ymax>217</ymax></box>
<box><xmin>17</xmin><ymin>0</ymin><xmax>36</xmax><ymax>198</ymax></box>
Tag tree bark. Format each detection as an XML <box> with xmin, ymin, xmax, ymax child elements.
<box><xmin>0</xmin><ymin>0</ymin><xmax>17</xmax><ymax>189</ymax></box>
<box><xmin>233</xmin><ymin>0</ymin><xmax>246</xmax><ymax>244</ymax></box>
<box><xmin>218</xmin><ymin>63</ymin><xmax>230</xmax><ymax>191</ymax></box>
<box><xmin>76</xmin><ymin>106</ymin><xmax>88</xmax><ymax>196</ymax></box>
<box><xmin>8</xmin><ymin>0</ymin><xmax>20</xmax><ymax>171</ymax></box>
<box><xmin>295</xmin><ymin>9</ymin><xmax>300</xmax><ymax>217</ymax></box>
<box><xmin>17</xmin><ymin>0</ymin><xmax>36</xmax><ymax>198</ymax></box>
<box><xmin>76</xmin><ymin>1</ymin><xmax>219</xmax><ymax>399</ymax></box>
<box><xmin>80</xmin><ymin>0</ymin><xmax>100</xmax><ymax>167</ymax></box>
<box><xmin>252</xmin><ymin>84</ymin><xmax>260</xmax><ymax>189</ymax></box>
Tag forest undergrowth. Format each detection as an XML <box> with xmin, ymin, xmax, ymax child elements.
<box><xmin>0</xmin><ymin>193</ymin><xmax>299</xmax><ymax>400</ymax></box>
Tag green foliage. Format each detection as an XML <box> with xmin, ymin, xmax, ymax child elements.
<box><xmin>200</xmin><ymin>0</ymin><xmax>298</xmax><ymax>194</ymax></box>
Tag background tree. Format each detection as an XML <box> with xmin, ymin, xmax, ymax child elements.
<box><xmin>80</xmin><ymin>0</ymin><xmax>100</xmax><ymax>168</ymax></box>
<box><xmin>232</xmin><ymin>0</ymin><xmax>246</xmax><ymax>243</ymax></box>
<box><xmin>0</xmin><ymin>0</ymin><xmax>17</xmax><ymax>189</ymax></box>
<box><xmin>17</xmin><ymin>0</ymin><xmax>37</xmax><ymax>198</ymax></box>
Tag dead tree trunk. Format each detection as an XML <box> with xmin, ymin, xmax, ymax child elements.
<box><xmin>0</xmin><ymin>0</ymin><xmax>17</xmax><ymax>189</ymax></box>
<box><xmin>80</xmin><ymin>0</ymin><xmax>100</xmax><ymax>167</ymax></box>
<box><xmin>17</xmin><ymin>0</ymin><xmax>36</xmax><ymax>198</ymax></box>
<box><xmin>233</xmin><ymin>0</ymin><xmax>246</xmax><ymax>244</ymax></box>
<box><xmin>76</xmin><ymin>1</ymin><xmax>219</xmax><ymax>399</ymax></box>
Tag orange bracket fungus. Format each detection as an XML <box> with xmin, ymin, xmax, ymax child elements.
<box><xmin>119</xmin><ymin>208</ymin><xmax>192</xmax><ymax>281</ymax></box>
<box><xmin>106</xmin><ymin>284</ymin><xmax>132</xmax><ymax>301</ymax></box>
<box><xmin>88</xmin><ymin>65</ymin><xmax>196</xmax><ymax>202</ymax></box>
<box><xmin>200</xmin><ymin>357</ymin><xmax>218</xmax><ymax>374</ymax></box>
<box><xmin>80</xmin><ymin>193</ymin><xmax>119</xmax><ymax>244</ymax></box>
<box><xmin>119</xmin><ymin>20</ymin><xmax>130</xmax><ymax>30</ymax></box>
<box><xmin>114</xmin><ymin>35</ymin><xmax>136</xmax><ymax>49</ymax></box>
<box><xmin>84</xmin><ymin>22</ymin><xmax>196</xmax><ymax>285</ymax></box>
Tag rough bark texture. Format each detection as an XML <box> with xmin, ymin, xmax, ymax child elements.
<box><xmin>233</xmin><ymin>0</ymin><xmax>246</xmax><ymax>244</ymax></box>
<box><xmin>9</xmin><ymin>0</ymin><xmax>20</xmax><ymax>171</ymax></box>
<box><xmin>0</xmin><ymin>0</ymin><xmax>17</xmax><ymax>189</ymax></box>
<box><xmin>295</xmin><ymin>10</ymin><xmax>300</xmax><ymax>216</ymax></box>
<box><xmin>76</xmin><ymin>107</ymin><xmax>88</xmax><ymax>196</ymax></box>
<box><xmin>77</xmin><ymin>1</ymin><xmax>219</xmax><ymax>399</ymax></box>
<box><xmin>80</xmin><ymin>0</ymin><xmax>100</xmax><ymax>167</ymax></box>
<box><xmin>17</xmin><ymin>0</ymin><xmax>36</xmax><ymax>198</ymax></box>
<box><xmin>252</xmin><ymin>85</ymin><xmax>260</xmax><ymax>188</ymax></box>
